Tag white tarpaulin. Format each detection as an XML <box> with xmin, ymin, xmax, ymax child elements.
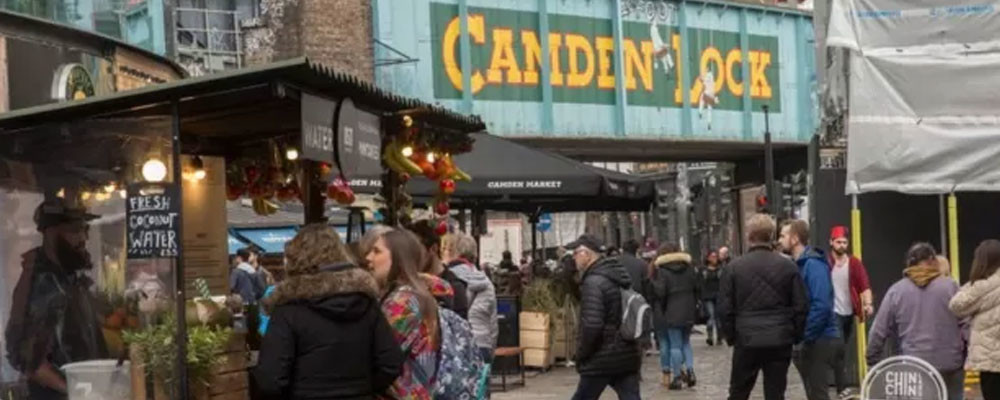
<box><xmin>828</xmin><ymin>1</ymin><xmax>1000</xmax><ymax>194</ymax></box>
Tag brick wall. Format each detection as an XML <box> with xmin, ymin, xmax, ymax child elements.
<box><xmin>244</xmin><ymin>0</ymin><xmax>373</xmax><ymax>82</ymax></box>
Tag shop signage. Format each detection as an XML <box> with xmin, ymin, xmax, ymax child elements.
<box><xmin>51</xmin><ymin>64</ymin><xmax>95</xmax><ymax>101</ymax></box>
<box><xmin>863</xmin><ymin>356</ymin><xmax>946</xmax><ymax>400</ymax></box>
<box><xmin>335</xmin><ymin>98</ymin><xmax>382</xmax><ymax>178</ymax></box>
<box><xmin>430</xmin><ymin>2</ymin><xmax>781</xmax><ymax>111</ymax></box>
<box><xmin>126</xmin><ymin>183</ymin><xmax>181</xmax><ymax>259</ymax></box>
<box><xmin>487</xmin><ymin>180</ymin><xmax>563</xmax><ymax>189</ymax></box>
<box><xmin>301</xmin><ymin>93</ymin><xmax>336</xmax><ymax>164</ymax></box>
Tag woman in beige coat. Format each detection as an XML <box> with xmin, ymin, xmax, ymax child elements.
<box><xmin>949</xmin><ymin>239</ymin><xmax>1000</xmax><ymax>400</ymax></box>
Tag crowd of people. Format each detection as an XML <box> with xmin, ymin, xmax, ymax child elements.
<box><xmin>223</xmin><ymin>212</ymin><xmax>1000</xmax><ymax>400</ymax></box>
<box><xmin>235</xmin><ymin>223</ymin><xmax>498</xmax><ymax>399</ymax></box>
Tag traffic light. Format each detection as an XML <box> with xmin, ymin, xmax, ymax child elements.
<box><xmin>790</xmin><ymin>171</ymin><xmax>807</xmax><ymax>209</ymax></box>
<box><xmin>781</xmin><ymin>181</ymin><xmax>793</xmax><ymax>218</ymax></box>
<box><xmin>656</xmin><ymin>182</ymin><xmax>672</xmax><ymax>221</ymax></box>
<box><xmin>755</xmin><ymin>192</ymin><xmax>769</xmax><ymax>213</ymax></box>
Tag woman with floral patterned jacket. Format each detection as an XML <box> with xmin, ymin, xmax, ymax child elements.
<box><xmin>364</xmin><ymin>228</ymin><xmax>452</xmax><ymax>400</ymax></box>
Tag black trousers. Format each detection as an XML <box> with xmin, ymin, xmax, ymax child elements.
<box><xmin>982</xmin><ymin>371</ymin><xmax>1000</xmax><ymax>400</ymax></box>
<box><xmin>728</xmin><ymin>345</ymin><xmax>793</xmax><ymax>400</ymax></box>
<box><xmin>793</xmin><ymin>338</ymin><xmax>838</xmax><ymax>400</ymax></box>
<box><xmin>832</xmin><ymin>314</ymin><xmax>854</xmax><ymax>392</ymax></box>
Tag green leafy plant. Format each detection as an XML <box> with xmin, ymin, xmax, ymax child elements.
<box><xmin>522</xmin><ymin>279</ymin><xmax>560</xmax><ymax>316</ymax></box>
<box><xmin>123</xmin><ymin>312</ymin><xmax>231</xmax><ymax>397</ymax></box>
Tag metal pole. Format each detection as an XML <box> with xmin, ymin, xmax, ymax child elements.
<box><xmin>948</xmin><ymin>193</ymin><xmax>960</xmax><ymax>282</ymax></box>
<box><xmin>763</xmin><ymin>105</ymin><xmax>775</xmax><ymax>218</ymax></box>
<box><xmin>531</xmin><ymin>222</ymin><xmax>538</xmax><ymax>261</ymax></box>
<box><xmin>851</xmin><ymin>194</ymin><xmax>867</xmax><ymax>384</ymax></box>
<box><xmin>170</xmin><ymin>100</ymin><xmax>190</xmax><ymax>399</ymax></box>
<box><xmin>940</xmin><ymin>194</ymin><xmax>948</xmax><ymax>258</ymax></box>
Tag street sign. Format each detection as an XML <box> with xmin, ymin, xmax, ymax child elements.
<box><xmin>537</xmin><ymin>213</ymin><xmax>552</xmax><ymax>232</ymax></box>
<box><xmin>863</xmin><ymin>356</ymin><xmax>946</xmax><ymax>400</ymax></box>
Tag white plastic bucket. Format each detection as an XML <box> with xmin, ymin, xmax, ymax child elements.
<box><xmin>61</xmin><ymin>360</ymin><xmax>132</xmax><ymax>400</ymax></box>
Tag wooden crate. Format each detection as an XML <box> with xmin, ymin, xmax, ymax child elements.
<box><xmin>552</xmin><ymin>337</ymin><xmax>576</xmax><ymax>361</ymax></box>
<box><xmin>519</xmin><ymin>312</ymin><xmax>550</xmax><ymax>331</ymax></box>
<box><xmin>519</xmin><ymin>329</ymin><xmax>551</xmax><ymax>349</ymax></box>
<box><xmin>523</xmin><ymin>348</ymin><xmax>554</xmax><ymax>369</ymax></box>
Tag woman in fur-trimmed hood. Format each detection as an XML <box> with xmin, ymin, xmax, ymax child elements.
<box><xmin>254</xmin><ymin>224</ymin><xmax>404</xmax><ymax>400</ymax></box>
<box><xmin>648</xmin><ymin>244</ymin><xmax>700</xmax><ymax>389</ymax></box>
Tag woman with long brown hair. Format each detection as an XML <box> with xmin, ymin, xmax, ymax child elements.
<box><xmin>365</xmin><ymin>228</ymin><xmax>451</xmax><ymax>400</ymax></box>
<box><xmin>254</xmin><ymin>224</ymin><xmax>403</xmax><ymax>399</ymax></box>
<box><xmin>950</xmin><ymin>239</ymin><xmax>1000</xmax><ymax>399</ymax></box>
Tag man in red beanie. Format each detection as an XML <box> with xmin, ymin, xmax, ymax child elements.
<box><xmin>827</xmin><ymin>225</ymin><xmax>873</xmax><ymax>399</ymax></box>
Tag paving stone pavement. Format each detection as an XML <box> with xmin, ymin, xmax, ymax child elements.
<box><xmin>493</xmin><ymin>329</ymin><xmax>809</xmax><ymax>400</ymax></box>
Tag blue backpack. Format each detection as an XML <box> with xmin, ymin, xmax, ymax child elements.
<box><xmin>432</xmin><ymin>308</ymin><xmax>485</xmax><ymax>399</ymax></box>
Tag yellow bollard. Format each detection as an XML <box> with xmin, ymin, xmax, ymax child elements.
<box><xmin>851</xmin><ymin>195</ymin><xmax>868</xmax><ymax>383</ymax></box>
<box><xmin>948</xmin><ymin>193</ymin><xmax>960</xmax><ymax>283</ymax></box>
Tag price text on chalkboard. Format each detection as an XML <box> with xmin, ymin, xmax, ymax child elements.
<box><xmin>127</xmin><ymin>183</ymin><xmax>180</xmax><ymax>259</ymax></box>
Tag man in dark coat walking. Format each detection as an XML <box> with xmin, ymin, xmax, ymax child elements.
<box><xmin>719</xmin><ymin>214</ymin><xmax>809</xmax><ymax>400</ymax></box>
<box><xmin>568</xmin><ymin>234</ymin><xmax>642</xmax><ymax>400</ymax></box>
<box><xmin>620</xmin><ymin>240</ymin><xmax>649</xmax><ymax>300</ymax></box>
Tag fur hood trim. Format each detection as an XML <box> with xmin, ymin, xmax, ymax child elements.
<box><xmin>263</xmin><ymin>267</ymin><xmax>378</xmax><ymax>312</ymax></box>
<box><xmin>655</xmin><ymin>252</ymin><xmax>692</xmax><ymax>266</ymax></box>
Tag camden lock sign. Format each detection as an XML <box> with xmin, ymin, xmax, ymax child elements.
<box><xmin>863</xmin><ymin>356</ymin><xmax>946</xmax><ymax>400</ymax></box>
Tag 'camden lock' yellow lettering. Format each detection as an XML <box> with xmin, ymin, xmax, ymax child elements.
<box><xmin>441</xmin><ymin>14</ymin><xmax>773</xmax><ymax>103</ymax></box>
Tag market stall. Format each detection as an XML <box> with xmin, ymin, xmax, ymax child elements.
<box><xmin>0</xmin><ymin>58</ymin><xmax>483</xmax><ymax>399</ymax></box>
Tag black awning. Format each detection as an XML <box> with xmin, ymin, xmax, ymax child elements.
<box><xmin>349</xmin><ymin>133</ymin><xmax>654</xmax><ymax>212</ymax></box>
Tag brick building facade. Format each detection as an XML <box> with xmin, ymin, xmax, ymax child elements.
<box><xmin>243</xmin><ymin>0</ymin><xmax>374</xmax><ymax>82</ymax></box>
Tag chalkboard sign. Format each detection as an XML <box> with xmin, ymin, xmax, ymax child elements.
<box><xmin>127</xmin><ymin>183</ymin><xmax>181</xmax><ymax>259</ymax></box>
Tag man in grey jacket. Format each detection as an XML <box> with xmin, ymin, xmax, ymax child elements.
<box><xmin>444</xmin><ymin>232</ymin><xmax>499</xmax><ymax>362</ymax></box>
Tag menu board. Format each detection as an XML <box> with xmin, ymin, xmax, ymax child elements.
<box><xmin>126</xmin><ymin>183</ymin><xmax>180</xmax><ymax>259</ymax></box>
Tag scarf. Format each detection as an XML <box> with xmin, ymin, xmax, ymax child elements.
<box><xmin>903</xmin><ymin>265</ymin><xmax>941</xmax><ymax>288</ymax></box>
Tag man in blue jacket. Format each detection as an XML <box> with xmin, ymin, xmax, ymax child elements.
<box><xmin>779</xmin><ymin>220</ymin><xmax>840</xmax><ymax>400</ymax></box>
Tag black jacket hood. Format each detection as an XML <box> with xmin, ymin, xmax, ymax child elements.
<box><xmin>262</xmin><ymin>266</ymin><xmax>380</xmax><ymax>321</ymax></box>
<box><xmin>586</xmin><ymin>257</ymin><xmax>632</xmax><ymax>289</ymax></box>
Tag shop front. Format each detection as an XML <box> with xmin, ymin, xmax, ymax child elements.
<box><xmin>0</xmin><ymin>58</ymin><xmax>483</xmax><ymax>399</ymax></box>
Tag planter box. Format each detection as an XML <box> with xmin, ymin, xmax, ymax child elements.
<box><xmin>519</xmin><ymin>330</ymin><xmax>551</xmax><ymax>349</ymax></box>
<box><xmin>519</xmin><ymin>312</ymin><xmax>550</xmax><ymax>331</ymax></box>
<box><xmin>553</xmin><ymin>337</ymin><xmax>577</xmax><ymax>360</ymax></box>
<box><xmin>523</xmin><ymin>348</ymin><xmax>554</xmax><ymax>369</ymax></box>
<box><xmin>131</xmin><ymin>333</ymin><xmax>249</xmax><ymax>400</ymax></box>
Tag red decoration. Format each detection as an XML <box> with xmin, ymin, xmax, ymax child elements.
<box><xmin>435</xmin><ymin>201</ymin><xmax>450</xmax><ymax>216</ymax></box>
<box><xmin>439</xmin><ymin>179</ymin><xmax>456</xmax><ymax>195</ymax></box>
<box><xmin>434</xmin><ymin>220</ymin><xmax>448</xmax><ymax>236</ymax></box>
<box><xmin>226</xmin><ymin>183</ymin><xmax>245</xmax><ymax>201</ymax></box>
<box><xmin>327</xmin><ymin>177</ymin><xmax>356</xmax><ymax>205</ymax></box>
<box><xmin>244</xmin><ymin>165</ymin><xmax>259</xmax><ymax>182</ymax></box>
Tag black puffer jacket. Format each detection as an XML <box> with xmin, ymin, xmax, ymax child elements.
<box><xmin>699</xmin><ymin>266</ymin><xmax>722</xmax><ymax>301</ymax></box>
<box><xmin>649</xmin><ymin>253</ymin><xmax>700</xmax><ymax>330</ymax></box>
<box><xmin>254</xmin><ymin>267</ymin><xmax>404</xmax><ymax>399</ymax></box>
<box><xmin>718</xmin><ymin>244</ymin><xmax>809</xmax><ymax>348</ymax></box>
<box><xmin>575</xmin><ymin>257</ymin><xmax>641</xmax><ymax>376</ymax></box>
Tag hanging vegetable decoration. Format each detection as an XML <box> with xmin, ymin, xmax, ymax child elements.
<box><xmin>226</xmin><ymin>142</ymin><xmax>302</xmax><ymax>216</ymax></box>
<box><xmin>381</xmin><ymin>113</ymin><xmax>473</xmax><ymax>234</ymax></box>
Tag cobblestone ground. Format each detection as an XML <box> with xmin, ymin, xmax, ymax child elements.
<box><xmin>494</xmin><ymin>329</ymin><xmax>808</xmax><ymax>400</ymax></box>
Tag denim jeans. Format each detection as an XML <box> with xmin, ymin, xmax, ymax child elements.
<box><xmin>668</xmin><ymin>326</ymin><xmax>695</xmax><ymax>376</ymax></box>
<box><xmin>571</xmin><ymin>372</ymin><xmax>642</xmax><ymax>400</ymax></box>
<box><xmin>704</xmin><ymin>299</ymin><xmax>719</xmax><ymax>341</ymax></box>
<box><xmin>656</xmin><ymin>329</ymin><xmax>672</xmax><ymax>372</ymax></box>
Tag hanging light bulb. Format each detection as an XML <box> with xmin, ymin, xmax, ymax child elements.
<box><xmin>191</xmin><ymin>156</ymin><xmax>206</xmax><ymax>180</ymax></box>
<box><xmin>81</xmin><ymin>191</ymin><xmax>92</xmax><ymax>200</ymax></box>
<box><xmin>426</xmin><ymin>152</ymin><xmax>436</xmax><ymax>164</ymax></box>
<box><xmin>142</xmin><ymin>158</ymin><xmax>167</xmax><ymax>182</ymax></box>
<box><xmin>104</xmin><ymin>183</ymin><xmax>116</xmax><ymax>193</ymax></box>
<box><xmin>95</xmin><ymin>192</ymin><xmax>110</xmax><ymax>202</ymax></box>
<box><xmin>402</xmin><ymin>115</ymin><xmax>413</xmax><ymax>127</ymax></box>
<box><xmin>119</xmin><ymin>189</ymin><xmax>127</xmax><ymax>199</ymax></box>
<box><xmin>401</xmin><ymin>146</ymin><xmax>414</xmax><ymax>158</ymax></box>
<box><xmin>56</xmin><ymin>188</ymin><xmax>66</xmax><ymax>198</ymax></box>
<box><xmin>286</xmin><ymin>146</ymin><xmax>299</xmax><ymax>161</ymax></box>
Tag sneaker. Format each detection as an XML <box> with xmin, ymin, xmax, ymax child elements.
<box><xmin>838</xmin><ymin>388</ymin><xmax>857</xmax><ymax>400</ymax></box>
<box><xmin>685</xmin><ymin>369</ymin><xmax>697</xmax><ymax>387</ymax></box>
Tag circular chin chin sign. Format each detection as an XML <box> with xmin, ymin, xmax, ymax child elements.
<box><xmin>863</xmin><ymin>356</ymin><xmax>947</xmax><ymax>400</ymax></box>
